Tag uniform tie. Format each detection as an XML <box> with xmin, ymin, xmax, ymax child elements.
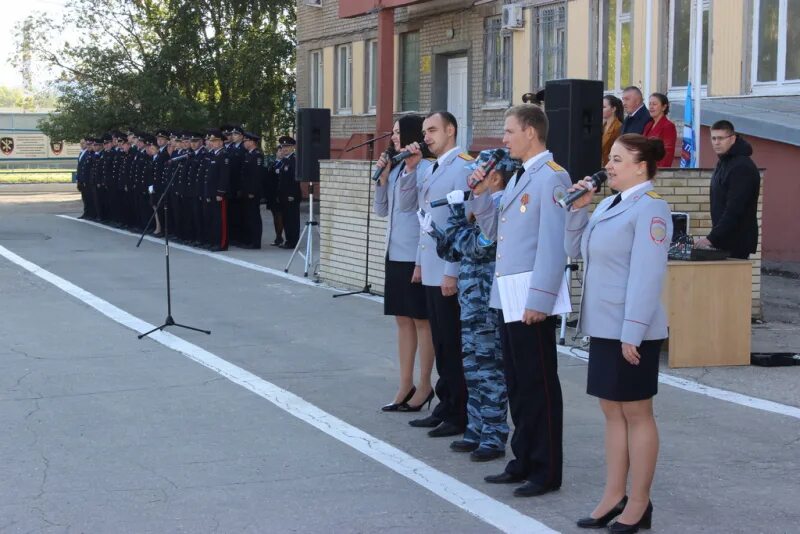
<box><xmin>511</xmin><ymin>166</ymin><xmax>525</xmax><ymax>188</ymax></box>
<box><xmin>432</xmin><ymin>161</ymin><xmax>439</xmax><ymax>174</ymax></box>
<box><xmin>608</xmin><ymin>193</ymin><xmax>622</xmax><ymax>210</ymax></box>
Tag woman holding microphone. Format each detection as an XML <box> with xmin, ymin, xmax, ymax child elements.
<box><xmin>373</xmin><ymin>115</ymin><xmax>437</xmax><ymax>412</ymax></box>
<box><xmin>565</xmin><ymin>134</ymin><xmax>672</xmax><ymax>533</ymax></box>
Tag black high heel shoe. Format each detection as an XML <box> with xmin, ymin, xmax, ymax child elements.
<box><xmin>576</xmin><ymin>496</ymin><xmax>627</xmax><ymax>529</ymax></box>
<box><xmin>398</xmin><ymin>389</ymin><xmax>434</xmax><ymax>412</ymax></box>
<box><xmin>381</xmin><ymin>386</ymin><xmax>416</xmax><ymax>412</ymax></box>
<box><xmin>608</xmin><ymin>501</ymin><xmax>653</xmax><ymax>533</ymax></box>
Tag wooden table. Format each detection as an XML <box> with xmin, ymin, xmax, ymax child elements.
<box><xmin>663</xmin><ymin>259</ymin><xmax>752</xmax><ymax>368</ymax></box>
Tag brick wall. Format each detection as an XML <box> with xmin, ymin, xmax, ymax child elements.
<box><xmin>320</xmin><ymin>162</ymin><xmax>764</xmax><ymax>319</ymax></box>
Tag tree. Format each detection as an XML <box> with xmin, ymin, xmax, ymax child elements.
<box><xmin>15</xmin><ymin>0</ymin><xmax>296</xmax><ymax>146</ymax></box>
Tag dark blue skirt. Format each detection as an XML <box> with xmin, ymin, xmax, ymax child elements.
<box><xmin>587</xmin><ymin>337</ymin><xmax>664</xmax><ymax>401</ymax></box>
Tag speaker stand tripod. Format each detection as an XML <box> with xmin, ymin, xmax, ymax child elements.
<box><xmin>285</xmin><ymin>181</ymin><xmax>320</xmax><ymax>279</ymax></box>
<box><xmin>137</xmin><ymin>162</ymin><xmax>211</xmax><ymax>340</ymax></box>
<box><xmin>558</xmin><ymin>258</ymin><xmax>579</xmax><ymax>346</ymax></box>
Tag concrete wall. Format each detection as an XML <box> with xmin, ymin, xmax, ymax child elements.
<box><xmin>319</xmin><ymin>162</ymin><xmax>764</xmax><ymax>318</ymax></box>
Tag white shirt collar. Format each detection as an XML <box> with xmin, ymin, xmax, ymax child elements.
<box><xmin>620</xmin><ymin>180</ymin><xmax>650</xmax><ymax>201</ymax></box>
<box><xmin>521</xmin><ymin>150</ymin><xmax>552</xmax><ymax>172</ymax></box>
<box><xmin>436</xmin><ymin>146</ymin><xmax>461</xmax><ymax>167</ymax></box>
<box><xmin>629</xmin><ymin>104</ymin><xmax>645</xmax><ymax>118</ymax></box>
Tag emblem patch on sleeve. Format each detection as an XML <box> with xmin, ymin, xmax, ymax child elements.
<box><xmin>650</xmin><ymin>217</ymin><xmax>667</xmax><ymax>243</ymax></box>
<box><xmin>552</xmin><ymin>184</ymin><xmax>567</xmax><ymax>204</ymax></box>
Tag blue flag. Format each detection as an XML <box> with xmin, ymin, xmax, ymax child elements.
<box><xmin>680</xmin><ymin>82</ymin><xmax>696</xmax><ymax>168</ymax></box>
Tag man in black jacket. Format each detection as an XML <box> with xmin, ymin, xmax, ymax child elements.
<box><xmin>621</xmin><ymin>86</ymin><xmax>652</xmax><ymax>134</ymax></box>
<box><xmin>695</xmin><ymin>120</ymin><xmax>761</xmax><ymax>259</ymax></box>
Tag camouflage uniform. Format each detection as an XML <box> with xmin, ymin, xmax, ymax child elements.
<box><xmin>428</xmin><ymin>203</ymin><xmax>508</xmax><ymax>452</ymax></box>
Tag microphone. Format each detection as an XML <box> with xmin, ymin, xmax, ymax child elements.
<box><xmin>430</xmin><ymin>190</ymin><xmax>472</xmax><ymax>208</ymax></box>
<box><xmin>371</xmin><ymin>147</ymin><xmax>399</xmax><ymax>181</ymax></box>
<box><xmin>390</xmin><ymin>141</ymin><xmax>428</xmax><ymax>165</ymax></box>
<box><xmin>167</xmin><ymin>153</ymin><xmax>191</xmax><ymax>163</ymax></box>
<box><xmin>557</xmin><ymin>170</ymin><xmax>608</xmax><ymax>209</ymax></box>
<box><xmin>467</xmin><ymin>148</ymin><xmax>507</xmax><ymax>189</ymax></box>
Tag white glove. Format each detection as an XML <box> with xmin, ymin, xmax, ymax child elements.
<box><xmin>148</xmin><ymin>185</ymin><xmax>154</xmax><ymax>194</ymax></box>
<box><xmin>446</xmin><ymin>190</ymin><xmax>465</xmax><ymax>205</ymax></box>
<box><xmin>417</xmin><ymin>209</ymin><xmax>434</xmax><ymax>233</ymax></box>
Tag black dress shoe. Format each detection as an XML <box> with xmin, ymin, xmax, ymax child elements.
<box><xmin>381</xmin><ymin>386</ymin><xmax>416</xmax><ymax>412</ymax></box>
<box><xmin>449</xmin><ymin>440</ymin><xmax>479</xmax><ymax>452</ymax></box>
<box><xmin>576</xmin><ymin>496</ymin><xmax>627</xmax><ymax>529</ymax></box>
<box><xmin>608</xmin><ymin>501</ymin><xmax>652</xmax><ymax>533</ymax></box>
<box><xmin>280</xmin><ymin>242</ymin><xmax>297</xmax><ymax>249</ymax></box>
<box><xmin>270</xmin><ymin>240</ymin><xmax>283</xmax><ymax>247</ymax></box>
<box><xmin>428</xmin><ymin>421</ymin><xmax>464</xmax><ymax>438</ymax></box>
<box><xmin>408</xmin><ymin>415</ymin><xmax>442</xmax><ymax>428</ymax></box>
<box><xmin>470</xmin><ymin>448</ymin><xmax>505</xmax><ymax>462</ymax></box>
<box><xmin>513</xmin><ymin>481</ymin><xmax>560</xmax><ymax>497</ymax></box>
<box><xmin>484</xmin><ymin>472</ymin><xmax>524</xmax><ymax>484</ymax></box>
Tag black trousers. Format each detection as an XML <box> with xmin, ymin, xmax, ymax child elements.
<box><xmin>425</xmin><ymin>286</ymin><xmax>466</xmax><ymax>427</ymax></box>
<box><xmin>499</xmin><ymin>313</ymin><xmax>563</xmax><ymax>488</ymax></box>
<box><xmin>206</xmin><ymin>198</ymin><xmax>228</xmax><ymax>250</ymax></box>
<box><xmin>282</xmin><ymin>200</ymin><xmax>301</xmax><ymax>246</ymax></box>
<box><xmin>79</xmin><ymin>185</ymin><xmax>91</xmax><ymax>217</ymax></box>
<box><xmin>242</xmin><ymin>196</ymin><xmax>263</xmax><ymax>248</ymax></box>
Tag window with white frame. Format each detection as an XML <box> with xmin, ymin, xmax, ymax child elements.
<box><xmin>335</xmin><ymin>44</ymin><xmax>352</xmax><ymax>113</ymax></box>
<box><xmin>668</xmin><ymin>0</ymin><xmax>709</xmax><ymax>91</ymax></box>
<box><xmin>366</xmin><ymin>39</ymin><xmax>378</xmax><ymax>112</ymax></box>
<box><xmin>309</xmin><ymin>50</ymin><xmax>324</xmax><ymax>107</ymax></box>
<box><xmin>533</xmin><ymin>4</ymin><xmax>566</xmax><ymax>88</ymax></box>
<box><xmin>598</xmin><ymin>0</ymin><xmax>634</xmax><ymax>92</ymax></box>
<box><xmin>400</xmin><ymin>31</ymin><xmax>420</xmax><ymax>111</ymax></box>
<box><xmin>484</xmin><ymin>16</ymin><xmax>512</xmax><ymax>102</ymax></box>
<box><xmin>752</xmin><ymin>0</ymin><xmax>800</xmax><ymax>91</ymax></box>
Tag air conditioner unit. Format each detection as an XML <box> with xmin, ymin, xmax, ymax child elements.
<box><xmin>502</xmin><ymin>4</ymin><xmax>524</xmax><ymax>30</ymax></box>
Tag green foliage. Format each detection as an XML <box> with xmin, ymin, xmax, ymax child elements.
<box><xmin>16</xmin><ymin>0</ymin><xmax>296</xmax><ymax>146</ymax></box>
<box><xmin>0</xmin><ymin>86</ymin><xmax>58</xmax><ymax>111</ymax></box>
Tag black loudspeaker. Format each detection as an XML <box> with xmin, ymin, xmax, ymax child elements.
<box><xmin>544</xmin><ymin>79</ymin><xmax>603</xmax><ymax>183</ymax></box>
<box><xmin>296</xmin><ymin>108</ymin><xmax>331</xmax><ymax>182</ymax></box>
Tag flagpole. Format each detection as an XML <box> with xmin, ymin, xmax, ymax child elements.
<box><xmin>693</xmin><ymin>0</ymin><xmax>703</xmax><ymax>166</ymax></box>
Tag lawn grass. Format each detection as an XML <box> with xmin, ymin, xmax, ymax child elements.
<box><xmin>0</xmin><ymin>170</ymin><xmax>73</xmax><ymax>184</ymax></box>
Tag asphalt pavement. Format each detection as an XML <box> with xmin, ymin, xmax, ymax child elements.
<box><xmin>0</xmin><ymin>186</ymin><xmax>798</xmax><ymax>533</ymax></box>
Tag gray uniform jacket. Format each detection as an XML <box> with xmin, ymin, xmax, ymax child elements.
<box><xmin>374</xmin><ymin>159</ymin><xmax>433</xmax><ymax>262</ymax></box>
<box><xmin>416</xmin><ymin>148</ymin><xmax>473</xmax><ymax>287</ymax></box>
<box><xmin>485</xmin><ymin>152</ymin><xmax>571</xmax><ymax>313</ymax></box>
<box><xmin>564</xmin><ymin>181</ymin><xmax>673</xmax><ymax>346</ymax></box>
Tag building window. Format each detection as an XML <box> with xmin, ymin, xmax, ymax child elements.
<box><xmin>309</xmin><ymin>50</ymin><xmax>324</xmax><ymax>108</ymax></box>
<box><xmin>752</xmin><ymin>0</ymin><xmax>800</xmax><ymax>90</ymax></box>
<box><xmin>599</xmin><ymin>0</ymin><xmax>633</xmax><ymax>92</ymax></box>
<box><xmin>484</xmin><ymin>16</ymin><xmax>512</xmax><ymax>102</ymax></box>
<box><xmin>366</xmin><ymin>39</ymin><xmax>378</xmax><ymax>112</ymax></box>
<box><xmin>400</xmin><ymin>32</ymin><xmax>420</xmax><ymax>111</ymax></box>
<box><xmin>533</xmin><ymin>4</ymin><xmax>566</xmax><ymax>88</ymax></box>
<box><xmin>335</xmin><ymin>44</ymin><xmax>352</xmax><ymax>113</ymax></box>
<box><xmin>668</xmin><ymin>0</ymin><xmax>709</xmax><ymax>90</ymax></box>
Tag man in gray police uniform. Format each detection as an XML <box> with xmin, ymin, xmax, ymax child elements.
<box><xmin>477</xmin><ymin>104</ymin><xmax>570</xmax><ymax>497</ymax></box>
<box><xmin>403</xmin><ymin>111</ymin><xmax>473</xmax><ymax>438</ymax></box>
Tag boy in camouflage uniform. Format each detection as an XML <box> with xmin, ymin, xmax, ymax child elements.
<box><xmin>418</xmin><ymin>193</ymin><xmax>508</xmax><ymax>462</ymax></box>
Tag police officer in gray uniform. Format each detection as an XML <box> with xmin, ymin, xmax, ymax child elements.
<box><xmin>565</xmin><ymin>134</ymin><xmax>672</xmax><ymax>533</ymax></box>
<box><xmin>475</xmin><ymin>104</ymin><xmax>570</xmax><ymax>498</ymax></box>
<box><xmin>403</xmin><ymin>111</ymin><xmax>472</xmax><ymax>438</ymax></box>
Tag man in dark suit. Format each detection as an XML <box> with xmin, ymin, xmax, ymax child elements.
<box><xmin>621</xmin><ymin>86</ymin><xmax>652</xmax><ymax>134</ymax></box>
<box><xmin>241</xmin><ymin>132</ymin><xmax>265</xmax><ymax>249</ymax></box>
<box><xmin>276</xmin><ymin>135</ymin><xmax>301</xmax><ymax>249</ymax></box>
<box><xmin>203</xmin><ymin>129</ymin><xmax>231</xmax><ymax>251</ymax></box>
<box><xmin>695</xmin><ymin>120</ymin><xmax>761</xmax><ymax>259</ymax></box>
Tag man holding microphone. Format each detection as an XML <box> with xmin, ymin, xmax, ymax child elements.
<box><xmin>472</xmin><ymin>104</ymin><xmax>570</xmax><ymax>497</ymax></box>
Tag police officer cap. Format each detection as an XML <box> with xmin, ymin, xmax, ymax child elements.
<box><xmin>206</xmin><ymin>128</ymin><xmax>224</xmax><ymax>141</ymax></box>
<box><xmin>230</xmin><ymin>125</ymin><xmax>244</xmax><ymax>135</ymax></box>
<box><xmin>220</xmin><ymin>124</ymin><xmax>234</xmax><ymax>134</ymax></box>
<box><xmin>189</xmin><ymin>132</ymin><xmax>204</xmax><ymax>141</ymax></box>
<box><xmin>113</xmin><ymin>131</ymin><xmax>127</xmax><ymax>142</ymax></box>
<box><xmin>278</xmin><ymin>135</ymin><xmax>296</xmax><ymax>146</ymax></box>
<box><xmin>142</xmin><ymin>134</ymin><xmax>156</xmax><ymax>145</ymax></box>
<box><xmin>179</xmin><ymin>131</ymin><xmax>192</xmax><ymax>141</ymax></box>
<box><xmin>156</xmin><ymin>129</ymin><xmax>170</xmax><ymax>139</ymax></box>
<box><xmin>101</xmin><ymin>133</ymin><xmax>113</xmax><ymax>143</ymax></box>
<box><xmin>243</xmin><ymin>131</ymin><xmax>261</xmax><ymax>143</ymax></box>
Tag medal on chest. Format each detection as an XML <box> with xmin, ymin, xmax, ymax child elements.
<box><xmin>520</xmin><ymin>193</ymin><xmax>529</xmax><ymax>213</ymax></box>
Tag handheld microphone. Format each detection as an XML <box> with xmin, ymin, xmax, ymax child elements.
<box><xmin>167</xmin><ymin>153</ymin><xmax>191</xmax><ymax>163</ymax></box>
<box><xmin>467</xmin><ymin>148</ymin><xmax>507</xmax><ymax>189</ymax></box>
<box><xmin>390</xmin><ymin>141</ymin><xmax>428</xmax><ymax>165</ymax></box>
<box><xmin>430</xmin><ymin>190</ymin><xmax>472</xmax><ymax>208</ymax></box>
<box><xmin>371</xmin><ymin>147</ymin><xmax>399</xmax><ymax>181</ymax></box>
<box><xmin>557</xmin><ymin>170</ymin><xmax>608</xmax><ymax>209</ymax></box>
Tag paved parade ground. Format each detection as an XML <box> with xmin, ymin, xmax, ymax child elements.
<box><xmin>1</xmin><ymin>186</ymin><xmax>798</xmax><ymax>533</ymax></box>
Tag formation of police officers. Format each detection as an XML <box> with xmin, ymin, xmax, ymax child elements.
<box><xmin>74</xmin><ymin>126</ymin><xmax>302</xmax><ymax>251</ymax></box>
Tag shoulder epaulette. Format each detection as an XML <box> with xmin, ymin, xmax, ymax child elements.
<box><xmin>645</xmin><ymin>190</ymin><xmax>661</xmax><ymax>199</ymax></box>
<box><xmin>545</xmin><ymin>160</ymin><xmax>565</xmax><ymax>172</ymax></box>
<box><xmin>458</xmin><ymin>152</ymin><xmax>474</xmax><ymax>161</ymax></box>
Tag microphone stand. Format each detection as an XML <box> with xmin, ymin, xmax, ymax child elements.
<box><xmin>136</xmin><ymin>160</ymin><xmax>211</xmax><ymax>339</ymax></box>
<box><xmin>333</xmin><ymin>131</ymin><xmax>392</xmax><ymax>299</ymax></box>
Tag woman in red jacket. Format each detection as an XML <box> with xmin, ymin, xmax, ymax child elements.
<box><xmin>643</xmin><ymin>93</ymin><xmax>677</xmax><ymax>168</ymax></box>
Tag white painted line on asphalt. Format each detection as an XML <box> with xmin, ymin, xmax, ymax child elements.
<box><xmin>55</xmin><ymin>215</ymin><xmax>384</xmax><ymax>304</ymax></box>
<box><xmin>555</xmin><ymin>345</ymin><xmax>800</xmax><ymax>421</ymax></box>
<box><xmin>57</xmin><ymin>214</ymin><xmax>800</xmax><ymax>421</ymax></box>
<box><xmin>0</xmin><ymin>243</ymin><xmax>557</xmax><ymax>534</ymax></box>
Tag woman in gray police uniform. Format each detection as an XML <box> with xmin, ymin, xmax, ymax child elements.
<box><xmin>373</xmin><ymin>115</ymin><xmax>436</xmax><ymax>412</ymax></box>
<box><xmin>565</xmin><ymin>134</ymin><xmax>672</xmax><ymax>533</ymax></box>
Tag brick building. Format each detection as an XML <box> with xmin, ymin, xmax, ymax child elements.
<box><xmin>297</xmin><ymin>0</ymin><xmax>800</xmax><ymax>261</ymax></box>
